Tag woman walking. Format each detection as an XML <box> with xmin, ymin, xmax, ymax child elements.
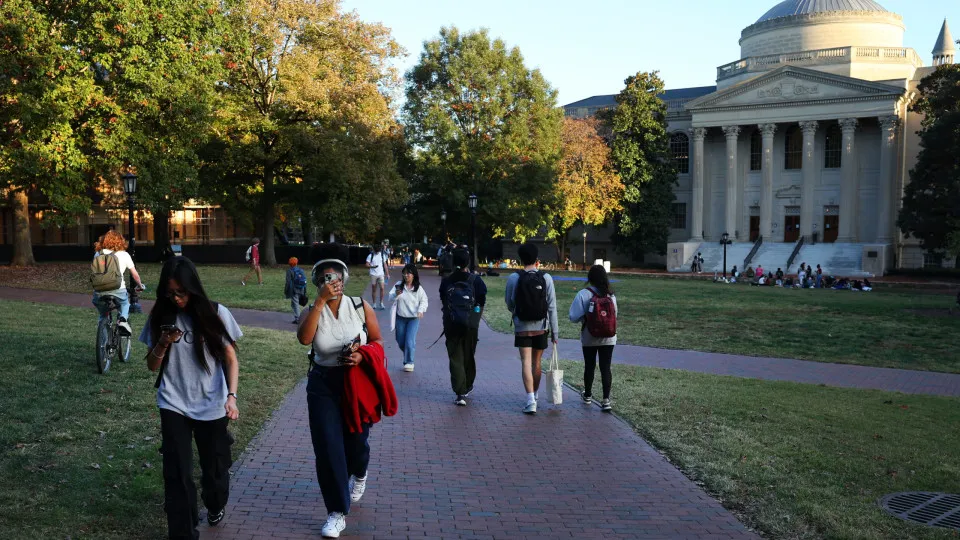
<box><xmin>297</xmin><ymin>258</ymin><xmax>396</xmax><ymax>538</ymax></box>
<box><xmin>388</xmin><ymin>263</ymin><xmax>429</xmax><ymax>372</ymax></box>
<box><xmin>568</xmin><ymin>265</ymin><xmax>618</xmax><ymax>412</ymax></box>
<box><xmin>140</xmin><ymin>257</ymin><xmax>242</xmax><ymax>539</ymax></box>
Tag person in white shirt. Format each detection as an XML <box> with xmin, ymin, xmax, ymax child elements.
<box><xmin>365</xmin><ymin>245</ymin><xmax>390</xmax><ymax>310</ymax></box>
<box><xmin>388</xmin><ymin>264</ymin><xmax>429</xmax><ymax>372</ymax></box>
<box><xmin>94</xmin><ymin>230</ymin><xmax>144</xmax><ymax>335</ymax></box>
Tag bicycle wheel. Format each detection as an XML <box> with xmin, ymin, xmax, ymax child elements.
<box><xmin>118</xmin><ymin>333</ymin><xmax>131</xmax><ymax>363</ymax></box>
<box><xmin>95</xmin><ymin>317</ymin><xmax>112</xmax><ymax>374</ymax></box>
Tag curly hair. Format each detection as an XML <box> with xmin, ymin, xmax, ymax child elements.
<box><xmin>100</xmin><ymin>230</ymin><xmax>128</xmax><ymax>252</ymax></box>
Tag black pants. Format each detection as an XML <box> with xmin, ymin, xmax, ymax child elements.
<box><xmin>307</xmin><ymin>365</ymin><xmax>371</xmax><ymax>514</ymax></box>
<box><xmin>446</xmin><ymin>326</ymin><xmax>478</xmax><ymax>396</ymax></box>
<box><xmin>582</xmin><ymin>345</ymin><xmax>615</xmax><ymax>400</ymax></box>
<box><xmin>159</xmin><ymin>409</ymin><xmax>233</xmax><ymax>540</ymax></box>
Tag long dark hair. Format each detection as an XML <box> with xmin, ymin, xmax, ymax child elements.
<box><xmin>149</xmin><ymin>257</ymin><xmax>231</xmax><ymax>373</ymax></box>
<box><xmin>402</xmin><ymin>263</ymin><xmax>421</xmax><ymax>292</ymax></box>
<box><xmin>587</xmin><ymin>265</ymin><xmax>613</xmax><ymax>297</ymax></box>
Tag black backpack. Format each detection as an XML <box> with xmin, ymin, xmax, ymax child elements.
<box><xmin>444</xmin><ymin>274</ymin><xmax>479</xmax><ymax>329</ymax></box>
<box><xmin>514</xmin><ymin>270</ymin><xmax>548</xmax><ymax>322</ymax></box>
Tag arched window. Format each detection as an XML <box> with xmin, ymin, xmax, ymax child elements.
<box><xmin>749</xmin><ymin>129</ymin><xmax>762</xmax><ymax>171</ymax></box>
<box><xmin>784</xmin><ymin>126</ymin><xmax>802</xmax><ymax>170</ymax></box>
<box><xmin>670</xmin><ymin>132</ymin><xmax>689</xmax><ymax>174</ymax></box>
<box><xmin>824</xmin><ymin>124</ymin><xmax>842</xmax><ymax>168</ymax></box>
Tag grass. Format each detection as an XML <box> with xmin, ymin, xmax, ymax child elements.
<box><xmin>482</xmin><ymin>272</ymin><xmax>960</xmax><ymax>373</ymax></box>
<box><xmin>0</xmin><ymin>299</ymin><xmax>310</xmax><ymax>539</ymax></box>
<box><xmin>560</xmin><ymin>359</ymin><xmax>960</xmax><ymax>540</ymax></box>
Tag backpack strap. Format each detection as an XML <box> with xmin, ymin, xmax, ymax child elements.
<box><xmin>351</xmin><ymin>296</ymin><xmax>367</xmax><ymax>335</ymax></box>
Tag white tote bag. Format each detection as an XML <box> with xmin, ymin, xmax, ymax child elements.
<box><xmin>545</xmin><ymin>346</ymin><xmax>564</xmax><ymax>405</ymax></box>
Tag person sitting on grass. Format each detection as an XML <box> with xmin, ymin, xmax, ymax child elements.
<box><xmin>745</xmin><ymin>266</ymin><xmax>755</xmax><ymax>279</ymax></box>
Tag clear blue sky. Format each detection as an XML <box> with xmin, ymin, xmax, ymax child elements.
<box><xmin>342</xmin><ymin>0</ymin><xmax>958</xmax><ymax>106</ymax></box>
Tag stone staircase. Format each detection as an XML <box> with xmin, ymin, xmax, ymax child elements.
<box><xmin>683</xmin><ymin>242</ymin><xmax>755</xmax><ymax>274</ymax></box>
<box><xmin>795</xmin><ymin>243</ymin><xmax>873</xmax><ymax>277</ymax></box>
<box><xmin>747</xmin><ymin>242</ymin><xmax>797</xmax><ymax>275</ymax></box>
<box><xmin>681</xmin><ymin>241</ymin><xmax>877</xmax><ymax>277</ymax></box>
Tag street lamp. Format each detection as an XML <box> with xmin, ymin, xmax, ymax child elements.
<box><xmin>467</xmin><ymin>194</ymin><xmax>478</xmax><ymax>272</ymax></box>
<box><xmin>122</xmin><ymin>172</ymin><xmax>138</xmax><ymax>257</ymax></box>
<box><xmin>583</xmin><ymin>229</ymin><xmax>588</xmax><ymax>271</ymax></box>
<box><xmin>440</xmin><ymin>208</ymin><xmax>447</xmax><ymax>241</ymax></box>
<box><xmin>720</xmin><ymin>231</ymin><xmax>732</xmax><ymax>278</ymax></box>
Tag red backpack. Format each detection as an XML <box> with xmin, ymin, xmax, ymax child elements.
<box><xmin>584</xmin><ymin>288</ymin><xmax>617</xmax><ymax>338</ymax></box>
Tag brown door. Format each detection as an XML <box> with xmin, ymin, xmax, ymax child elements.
<box><xmin>823</xmin><ymin>215</ymin><xmax>839</xmax><ymax>243</ymax></box>
<box><xmin>784</xmin><ymin>216</ymin><xmax>800</xmax><ymax>242</ymax></box>
<box><xmin>749</xmin><ymin>216</ymin><xmax>760</xmax><ymax>241</ymax></box>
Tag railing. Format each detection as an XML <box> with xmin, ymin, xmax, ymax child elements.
<box><xmin>744</xmin><ymin>235</ymin><xmax>763</xmax><ymax>267</ymax></box>
<box><xmin>786</xmin><ymin>236</ymin><xmax>805</xmax><ymax>271</ymax></box>
<box><xmin>717</xmin><ymin>46</ymin><xmax>922</xmax><ymax>81</ymax></box>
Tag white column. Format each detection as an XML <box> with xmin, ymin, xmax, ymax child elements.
<box><xmin>722</xmin><ymin>125</ymin><xmax>740</xmax><ymax>240</ymax></box>
<box><xmin>837</xmin><ymin>118</ymin><xmax>858</xmax><ymax>242</ymax></box>
<box><xmin>689</xmin><ymin>127</ymin><xmax>707</xmax><ymax>241</ymax></box>
<box><xmin>759</xmin><ymin>123</ymin><xmax>776</xmax><ymax>239</ymax></box>
<box><xmin>799</xmin><ymin>121</ymin><xmax>818</xmax><ymax>241</ymax></box>
<box><xmin>877</xmin><ymin>115</ymin><xmax>899</xmax><ymax>243</ymax></box>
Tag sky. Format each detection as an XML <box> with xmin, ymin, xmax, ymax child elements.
<box><xmin>341</xmin><ymin>0</ymin><xmax>959</xmax><ymax>106</ymax></box>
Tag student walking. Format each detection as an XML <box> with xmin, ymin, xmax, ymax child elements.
<box><xmin>140</xmin><ymin>256</ymin><xmax>242</xmax><ymax>539</ymax></box>
<box><xmin>439</xmin><ymin>249</ymin><xmax>487</xmax><ymax>406</ymax></box>
<box><xmin>241</xmin><ymin>237</ymin><xmax>263</xmax><ymax>286</ymax></box>
<box><xmin>569</xmin><ymin>265</ymin><xmax>618</xmax><ymax>412</ymax></box>
<box><xmin>297</xmin><ymin>257</ymin><xmax>397</xmax><ymax>538</ymax></box>
<box><xmin>388</xmin><ymin>264</ymin><xmax>428</xmax><ymax>372</ymax></box>
<box><xmin>504</xmin><ymin>242</ymin><xmax>559</xmax><ymax>415</ymax></box>
<box><xmin>284</xmin><ymin>257</ymin><xmax>308</xmax><ymax>324</ymax></box>
<box><xmin>365</xmin><ymin>245</ymin><xmax>390</xmax><ymax>310</ymax></box>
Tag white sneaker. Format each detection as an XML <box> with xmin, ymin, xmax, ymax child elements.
<box><xmin>348</xmin><ymin>474</ymin><xmax>367</xmax><ymax>502</ymax></box>
<box><xmin>523</xmin><ymin>401</ymin><xmax>537</xmax><ymax>415</ymax></box>
<box><xmin>117</xmin><ymin>319</ymin><xmax>132</xmax><ymax>336</ymax></box>
<box><xmin>403</xmin><ymin>364</ymin><xmax>414</xmax><ymax>372</ymax></box>
<box><xmin>321</xmin><ymin>512</ymin><xmax>346</xmax><ymax>538</ymax></box>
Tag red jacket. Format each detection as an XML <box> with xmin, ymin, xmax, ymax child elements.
<box><xmin>342</xmin><ymin>342</ymin><xmax>398</xmax><ymax>433</ymax></box>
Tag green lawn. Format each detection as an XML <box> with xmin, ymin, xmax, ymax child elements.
<box><xmin>560</xmin><ymin>360</ymin><xmax>960</xmax><ymax>540</ymax></box>
<box><xmin>0</xmin><ymin>299</ymin><xmax>310</xmax><ymax>539</ymax></box>
<box><xmin>483</xmin><ymin>272</ymin><xmax>960</xmax><ymax>373</ymax></box>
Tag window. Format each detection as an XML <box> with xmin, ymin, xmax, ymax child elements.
<box><xmin>824</xmin><ymin>124</ymin><xmax>842</xmax><ymax>168</ymax></box>
<box><xmin>784</xmin><ymin>126</ymin><xmax>802</xmax><ymax>170</ymax></box>
<box><xmin>671</xmin><ymin>203</ymin><xmax>687</xmax><ymax>229</ymax></box>
<box><xmin>923</xmin><ymin>252</ymin><xmax>944</xmax><ymax>269</ymax></box>
<box><xmin>670</xmin><ymin>132</ymin><xmax>689</xmax><ymax>174</ymax></box>
<box><xmin>750</xmin><ymin>129</ymin><xmax>762</xmax><ymax>171</ymax></box>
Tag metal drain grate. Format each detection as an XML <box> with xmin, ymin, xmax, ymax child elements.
<box><xmin>879</xmin><ymin>492</ymin><xmax>960</xmax><ymax>531</ymax></box>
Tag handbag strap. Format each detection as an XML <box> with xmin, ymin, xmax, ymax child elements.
<box><xmin>549</xmin><ymin>345</ymin><xmax>560</xmax><ymax>371</ymax></box>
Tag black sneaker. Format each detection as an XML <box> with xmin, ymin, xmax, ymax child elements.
<box><xmin>207</xmin><ymin>507</ymin><xmax>225</xmax><ymax>526</ymax></box>
<box><xmin>455</xmin><ymin>395</ymin><xmax>467</xmax><ymax>406</ymax></box>
<box><xmin>580</xmin><ymin>391</ymin><xmax>592</xmax><ymax>404</ymax></box>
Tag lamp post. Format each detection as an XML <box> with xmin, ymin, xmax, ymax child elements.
<box><xmin>720</xmin><ymin>231</ymin><xmax>732</xmax><ymax>278</ymax></box>
<box><xmin>122</xmin><ymin>172</ymin><xmax>138</xmax><ymax>258</ymax></box>
<box><xmin>440</xmin><ymin>208</ymin><xmax>447</xmax><ymax>242</ymax></box>
<box><xmin>582</xmin><ymin>229</ymin><xmax>588</xmax><ymax>271</ymax></box>
<box><xmin>467</xmin><ymin>194</ymin><xmax>477</xmax><ymax>272</ymax></box>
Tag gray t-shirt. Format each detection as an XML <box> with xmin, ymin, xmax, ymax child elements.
<box><xmin>139</xmin><ymin>304</ymin><xmax>243</xmax><ymax>421</ymax></box>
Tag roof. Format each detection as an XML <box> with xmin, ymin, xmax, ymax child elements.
<box><xmin>932</xmin><ymin>19</ymin><xmax>956</xmax><ymax>56</ymax></box>
<box><xmin>562</xmin><ymin>86</ymin><xmax>717</xmax><ymax>110</ymax></box>
<box><xmin>757</xmin><ymin>0</ymin><xmax>888</xmax><ymax>23</ymax></box>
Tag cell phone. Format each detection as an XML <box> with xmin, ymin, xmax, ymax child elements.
<box><xmin>339</xmin><ymin>334</ymin><xmax>362</xmax><ymax>364</ymax></box>
<box><xmin>324</xmin><ymin>272</ymin><xmax>340</xmax><ymax>284</ymax></box>
<box><xmin>160</xmin><ymin>324</ymin><xmax>177</xmax><ymax>332</ymax></box>
<box><xmin>395</xmin><ymin>283</ymin><xmax>403</xmax><ymax>293</ymax></box>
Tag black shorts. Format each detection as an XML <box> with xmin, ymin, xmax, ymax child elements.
<box><xmin>514</xmin><ymin>332</ymin><xmax>548</xmax><ymax>350</ymax></box>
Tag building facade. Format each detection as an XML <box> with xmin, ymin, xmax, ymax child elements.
<box><xmin>564</xmin><ymin>0</ymin><xmax>957</xmax><ymax>274</ymax></box>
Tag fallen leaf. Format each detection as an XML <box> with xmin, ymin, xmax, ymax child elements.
<box><xmin>142</xmin><ymin>462</ymin><xmax>152</xmax><ymax>469</ymax></box>
<box><xmin>143</xmin><ymin>436</ymin><xmax>153</xmax><ymax>441</ymax></box>
<box><xmin>91</xmin><ymin>463</ymin><xmax>101</xmax><ymax>470</ymax></box>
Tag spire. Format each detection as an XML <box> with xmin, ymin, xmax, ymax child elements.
<box><xmin>932</xmin><ymin>18</ymin><xmax>955</xmax><ymax>66</ymax></box>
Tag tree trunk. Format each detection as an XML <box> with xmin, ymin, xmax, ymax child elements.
<box><xmin>260</xmin><ymin>195</ymin><xmax>277</xmax><ymax>266</ymax></box>
<box><xmin>11</xmin><ymin>190</ymin><xmax>35</xmax><ymax>266</ymax></box>
<box><xmin>153</xmin><ymin>209</ymin><xmax>170</xmax><ymax>257</ymax></box>
<box><xmin>301</xmin><ymin>209</ymin><xmax>314</xmax><ymax>245</ymax></box>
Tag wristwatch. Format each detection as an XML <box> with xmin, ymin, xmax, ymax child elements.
<box><xmin>227</xmin><ymin>392</ymin><xmax>238</xmax><ymax>400</ymax></box>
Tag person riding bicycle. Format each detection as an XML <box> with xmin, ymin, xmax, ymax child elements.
<box><xmin>92</xmin><ymin>230</ymin><xmax>143</xmax><ymax>336</ymax></box>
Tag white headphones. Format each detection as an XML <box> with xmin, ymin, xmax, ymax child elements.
<box><xmin>311</xmin><ymin>259</ymin><xmax>349</xmax><ymax>287</ymax></box>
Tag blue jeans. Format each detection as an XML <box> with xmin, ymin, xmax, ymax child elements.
<box><xmin>95</xmin><ymin>289</ymin><xmax>130</xmax><ymax>321</ymax></box>
<box><xmin>395</xmin><ymin>316</ymin><xmax>420</xmax><ymax>366</ymax></box>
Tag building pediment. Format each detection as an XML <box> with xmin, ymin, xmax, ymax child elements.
<box><xmin>686</xmin><ymin>66</ymin><xmax>904</xmax><ymax>112</ymax></box>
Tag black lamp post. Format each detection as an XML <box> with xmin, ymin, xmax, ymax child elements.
<box><xmin>467</xmin><ymin>194</ymin><xmax>477</xmax><ymax>272</ymax></box>
<box><xmin>720</xmin><ymin>231</ymin><xmax>732</xmax><ymax>278</ymax></box>
<box><xmin>440</xmin><ymin>208</ymin><xmax>447</xmax><ymax>241</ymax></box>
<box><xmin>122</xmin><ymin>172</ymin><xmax>138</xmax><ymax>258</ymax></box>
<box><xmin>582</xmin><ymin>229</ymin><xmax>588</xmax><ymax>271</ymax></box>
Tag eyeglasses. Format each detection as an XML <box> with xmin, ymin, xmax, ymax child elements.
<box><xmin>166</xmin><ymin>288</ymin><xmax>189</xmax><ymax>300</ymax></box>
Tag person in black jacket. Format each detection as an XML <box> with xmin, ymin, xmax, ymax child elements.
<box><xmin>439</xmin><ymin>249</ymin><xmax>487</xmax><ymax>406</ymax></box>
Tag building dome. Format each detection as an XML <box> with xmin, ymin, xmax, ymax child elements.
<box><xmin>757</xmin><ymin>0</ymin><xmax>888</xmax><ymax>24</ymax></box>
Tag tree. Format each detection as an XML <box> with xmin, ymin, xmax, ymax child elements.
<box><xmin>898</xmin><ymin>64</ymin><xmax>960</xmax><ymax>258</ymax></box>
<box><xmin>601</xmin><ymin>71</ymin><xmax>676</xmax><ymax>259</ymax></box>
<box><xmin>201</xmin><ymin>0</ymin><xmax>406</xmax><ymax>264</ymax></box>
<box><xmin>403</xmin><ymin>27</ymin><xmax>563</xmax><ymax>252</ymax></box>
<box><xmin>544</xmin><ymin>117</ymin><xmax>623</xmax><ymax>262</ymax></box>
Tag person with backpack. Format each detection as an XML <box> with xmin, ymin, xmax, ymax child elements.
<box><xmin>365</xmin><ymin>244</ymin><xmax>390</xmax><ymax>310</ymax></box>
<box><xmin>241</xmin><ymin>237</ymin><xmax>263</xmax><ymax>286</ymax></box>
<box><xmin>504</xmin><ymin>242</ymin><xmax>558</xmax><ymax>415</ymax></box>
<box><xmin>284</xmin><ymin>257</ymin><xmax>309</xmax><ymax>324</ymax></box>
<box><xmin>140</xmin><ymin>256</ymin><xmax>242</xmax><ymax>539</ymax></box>
<box><xmin>569</xmin><ymin>265</ymin><xmax>618</xmax><ymax>412</ymax></box>
<box><xmin>439</xmin><ymin>248</ymin><xmax>487</xmax><ymax>406</ymax></box>
<box><xmin>388</xmin><ymin>263</ymin><xmax>429</xmax><ymax>372</ymax></box>
<box><xmin>91</xmin><ymin>230</ymin><xmax>144</xmax><ymax>336</ymax></box>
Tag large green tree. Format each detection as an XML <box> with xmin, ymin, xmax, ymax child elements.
<box><xmin>601</xmin><ymin>71</ymin><xmax>676</xmax><ymax>259</ymax></box>
<box><xmin>898</xmin><ymin>64</ymin><xmax>960</xmax><ymax>258</ymax></box>
<box><xmin>403</xmin><ymin>27</ymin><xmax>563</xmax><ymax>252</ymax></box>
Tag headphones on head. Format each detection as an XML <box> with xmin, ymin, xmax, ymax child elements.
<box><xmin>311</xmin><ymin>259</ymin><xmax>349</xmax><ymax>288</ymax></box>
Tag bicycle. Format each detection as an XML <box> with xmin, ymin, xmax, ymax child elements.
<box><xmin>95</xmin><ymin>294</ymin><xmax>131</xmax><ymax>373</ymax></box>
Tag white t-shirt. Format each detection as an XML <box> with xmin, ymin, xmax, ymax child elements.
<box><xmin>366</xmin><ymin>252</ymin><xmax>387</xmax><ymax>277</ymax></box>
<box><xmin>100</xmin><ymin>249</ymin><xmax>135</xmax><ymax>290</ymax></box>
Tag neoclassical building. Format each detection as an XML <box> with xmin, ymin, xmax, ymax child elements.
<box><xmin>564</xmin><ymin>0</ymin><xmax>956</xmax><ymax>274</ymax></box>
